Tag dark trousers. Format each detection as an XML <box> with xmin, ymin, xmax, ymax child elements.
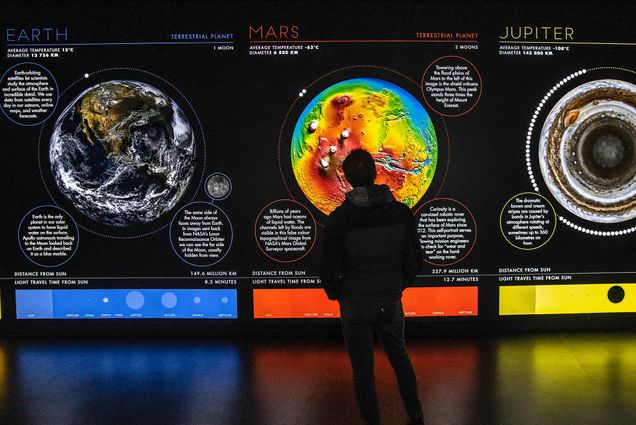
<box><xmin>339</xmin><ymin>299</ymin><xmax>423</xmax><ymax>425</ymax></box>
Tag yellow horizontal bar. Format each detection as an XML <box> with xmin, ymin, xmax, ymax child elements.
<box><xmin>500</xmin><ymin>283</ymin><xmax>636</xmax><ymax>315</ymax></box>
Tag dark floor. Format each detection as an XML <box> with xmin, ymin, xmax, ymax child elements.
<box><xmin>0</xmin><ymin>332</ymin><xmax>634</xmax><ymax>425</ymax></box>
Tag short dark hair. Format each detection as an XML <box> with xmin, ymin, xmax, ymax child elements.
<box><xmin>342</xmin><ymin>149</ymin><xmax>376</xmax><ymax>187</ymax></box>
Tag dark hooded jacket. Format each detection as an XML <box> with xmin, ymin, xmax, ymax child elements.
<box><xmin>320</xmin><ymin>184</ymin><xmax>422</xmax><ymax>302</ymax></box>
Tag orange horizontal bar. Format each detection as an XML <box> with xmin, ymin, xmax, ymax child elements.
<box><xmin>403</xmin><ymin>287</ymin><xmax>478</xmax><ymax>317</ymax></box>
<box><xmin>253</xmin><ymin>289</ymin><xmax>339</xmax><ymax>319</ymax></box>
<box><xmin>253</xmin><ymin>287</ymin><xmax>478</xmax><ymax>319</ymax></box>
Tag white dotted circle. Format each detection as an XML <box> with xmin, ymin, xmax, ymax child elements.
<box><xmin>559</xmin><ymin>216</ymin><xmax>636</xmax><ymax>236</ymax></box>
<box><xmin>525</xmin><ymin>69</ymin><xmax>587</xmax><ymax>193</ymax></box>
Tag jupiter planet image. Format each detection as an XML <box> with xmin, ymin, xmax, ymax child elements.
<box><xmin>539</xmin><ymin>79</ymin><xmax>636</xmax><ymax>223</ymax></box>
<box><xmin>291</xmin><ymin>78</ymin><xmax>438</xmax><ymax>215</ymax></box>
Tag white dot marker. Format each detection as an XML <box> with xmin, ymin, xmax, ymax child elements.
<box><xmin>84</xmin><ymin>73</ymin><xmax>90</xmax><ymax>78</ymax></box>
<box><xmin>103</xmin><ymin>297</ymin><xmax>109</xmax><ymax>303</ymax></box>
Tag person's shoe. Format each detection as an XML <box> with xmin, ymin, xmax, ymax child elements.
<box><xmin>409</xmin><ymin>415</ymin><xmax>424</xmax><ymax>425</ymax></box>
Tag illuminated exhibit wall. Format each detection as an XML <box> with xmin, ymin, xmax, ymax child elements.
<box><xmin>0</xmin><ymin>1</ymin><xmax>634</xmax><ymax>331</ymax></box>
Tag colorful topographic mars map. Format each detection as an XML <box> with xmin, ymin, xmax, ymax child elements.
<box><xmin>291</xmin><ymin>78</ymin><xmax>438</xmax><ymax>215</ymax></box>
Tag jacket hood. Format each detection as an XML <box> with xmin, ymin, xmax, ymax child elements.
<box><xmin>345</xmin><ymin>184</ymin><xmax>395</xmax><ymax>207</ymax></box>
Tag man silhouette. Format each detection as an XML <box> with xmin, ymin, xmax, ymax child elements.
<box><xmin>320</xmin><ymin>148</ymin><xmax>424</xmax><ymax>425</ymax></box>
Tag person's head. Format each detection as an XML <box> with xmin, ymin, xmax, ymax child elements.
<box><xmin>342</xmin><ymin>149</ymin><xmax>376</xmax><ymax>187</ymax></box>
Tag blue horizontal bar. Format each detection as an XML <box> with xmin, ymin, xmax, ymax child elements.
<box><xmin>16</xmin><ymin>289</ymin><xmax>238</xmax><ymax>319</ymax></box>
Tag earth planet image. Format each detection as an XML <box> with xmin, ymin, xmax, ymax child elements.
<box><xmin>49</xmin><ymin>80</ymin><xmax>196</xmax><ymax>227</ymax></box>
<box><xmin>291</xmin><ymin>78</ymin><xmax>437</xmax><ymax>215</ymax></box>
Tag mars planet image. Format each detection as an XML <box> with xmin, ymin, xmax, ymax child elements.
<box><xmin>49</xmin><ymin>80</ymin><xmax>196</xmax><ymax>227</ymax></box>
<box><xmin>291</xmin><ymin>78</ymin><xmax>438</xmax><ymax>215</ymax></box>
